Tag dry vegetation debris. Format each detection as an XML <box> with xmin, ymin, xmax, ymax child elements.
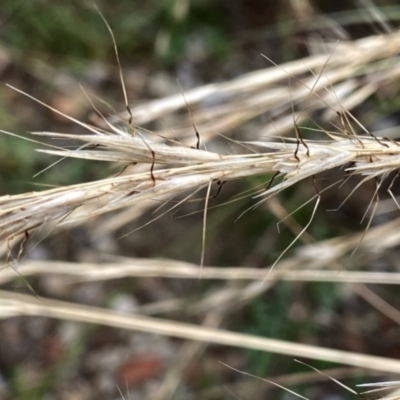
<box><xmin>2</xmin><ymin>25</ymin><xmax>400</xmax><ymax>399</ymax></box>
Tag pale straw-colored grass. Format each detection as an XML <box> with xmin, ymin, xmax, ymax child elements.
<box><xmin>2</xmin><ymin>31</ymin><xmax>400</xmax><ymax>238</ymax></box>
<box><xmin>0</xmin><ymin>289</ymin><xmax>400</xmax><ymax>374</ymax></box>
<box><xmin>3</xmin><ymin>260</ymin><xmax>400</xmax><ymax>285</ymax></box>
<box><xmin>2</xmin><ymin>29</ymin><xmax>400</xmax><ymax>388</ymax></box>
<box><xmin>1</xmin><ymin>126</ymin><xmax>400</xmax><ymax>242</ymax></box>
<box><xmin>108</xmin><ymin>32</ymin><xmax>400</xmax><ymax>138</ymax></box>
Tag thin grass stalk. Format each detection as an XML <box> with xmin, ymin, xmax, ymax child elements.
<box><xmin>2</xmin><ymin>260</ymin><xmax>400</xmax><ymax>285</ymax></box>
<box><xmin>1</xmin><ymin>289</ymin><xmax>400</xmax><ymax>374</ymax></box>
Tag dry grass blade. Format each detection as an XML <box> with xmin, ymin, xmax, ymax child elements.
<box><xmin>2</xmin><ymin>126</ymin><xmax>400</xmax><ymax>242</ymax></box>
<box><xmin>220</xmin><ymin>362</ymin><xmax>309</xmax><ymax>400</ymax></box>
<box><xmin>1</xmin><ymin>289</ymin><xmax>400</xmax><ymax>374</ymax></box>
<box><xmin>0</xmin><ymin>154</ymin><xmax>272</xmax><ymax>241</ymax></box>
<box><xmin>2</xmin><ymin>259</ymin><xmax>400</xmax><ymax>285</ymax></box>
<box><xmin>3</xmin><ymin>30</ymin><xmax>400</xmax><ymax>239</ymax></box>
<box><xmin>108</xmin><ymin>32</ymin><xmax>400</xmax><ymax>134</ymax></box>
<box><xmin>357</xmin><ymin>380</ymin><xmax>400</xmax><ymax>400</ymax></box>
<box><xmin>204</xmin><ymin>367</ymin><xmax>385</xmax><ymax>400</ymax></box>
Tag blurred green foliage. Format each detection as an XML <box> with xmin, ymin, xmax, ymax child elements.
<box><xmin>0</xmin><ymin>0</ymin><xmax>230</xmax><ymax>64</ymax></box>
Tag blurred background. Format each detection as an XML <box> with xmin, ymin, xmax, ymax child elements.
<box><xmin>1</xmin><ymin>0</ymin><xmax>400</xmax><ymax>399</ymax></box>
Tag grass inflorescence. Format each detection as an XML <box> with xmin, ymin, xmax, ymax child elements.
<box><xmin>2</xmin><ymin>21</ymin><xmax>400</xmax><ymax>399</ymax></box>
